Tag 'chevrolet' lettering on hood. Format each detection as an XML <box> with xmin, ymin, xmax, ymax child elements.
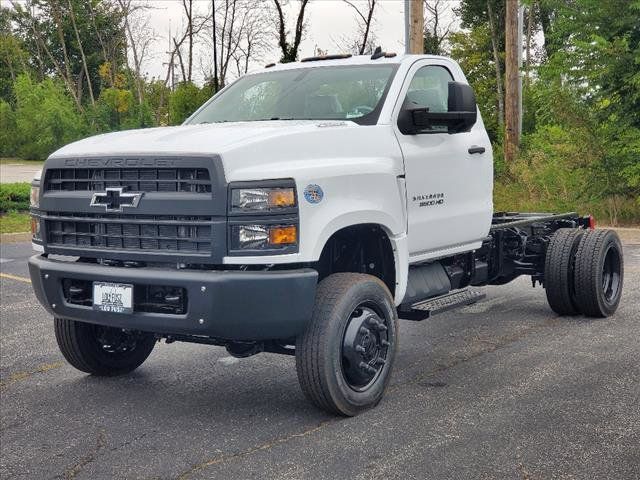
<box><xmin>64</xmin><ymin>158</ymin><xmax>177</xmax><ymax>168</ymax></box>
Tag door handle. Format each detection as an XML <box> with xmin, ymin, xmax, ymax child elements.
<box><xmin>468</xmin><ymin>145</ymin><xmax>486</xmax><ymax>155</ymax></box>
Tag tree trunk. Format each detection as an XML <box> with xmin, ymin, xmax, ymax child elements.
<box><xmin>187</xmin><ymin>0</ymin><xmax>193</xmax><ymax>82</ymax></box>
<box><xmin>487</xmin><ymin>0</ymin><xmax>504</xmax><ymax>129</ymax></box>
<box><xmin>504</xmin><ymin>0</ymin><xmax>520</xmax><ymax>163</ymax></box>
<box><xmin>51</xmin><ymin>4</ymin><xmax>78</xmax><ymax>102</ymax></box>
<box><xmin>68</xmin><ymin>0</ymin><xmax>95</xmax><ymax>106</ymax></box>
<box><xmin>212</xmin><ymin>0</ymin><xmax>219</xmax><ymax>91</ymax></box>
<box><xmin>273</xmin><ymin>0</ymin><xmax>310</xmax><ymax>63</ymax></box>
<box><xmin>30</xmin><ymin>11</ymin><xmax>83</xmax><ymax>111</ymax></box>
<box><xmin>174</xmin><ymin>39</ymin><xmax>187</xmax><ymax>83</ymax></box>
<box><xmin>124</xmin><ymin>19</ymin><xmax>144</xmax><ymax>103</ymax></box>
<box><xmin>525</xmin><ymin>0</ymin><xmax>534</xmax><ymax>88</ymax></box>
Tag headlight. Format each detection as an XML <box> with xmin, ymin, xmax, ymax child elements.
<box><xmin>230</xmin><ymin>224</ymin><xmax>298</xmax><ymax>252</ymax></box>
<box><xmin>230</xmin><ymin>187</ymin><xmax>296</xmax><ymax>213</ymax></box>
<box><xmin>30</xmin><ymin>185</ymin><xmax>40</xmax><ymax>208</ymax></box>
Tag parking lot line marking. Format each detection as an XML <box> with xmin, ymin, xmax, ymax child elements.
<box><xmin>0</xmin><ymin>361</ymin><xmax>64</xmax><ymax>390</ymax></box>
<box><xmin>177</xmin><ymin>420</ymin><xmax>333</xmax><ymax>479</ymax></box>
<box><xmin>0</xmin><ymin>272</ymin><xmax>31</xmax><ymax>283</ymax></box>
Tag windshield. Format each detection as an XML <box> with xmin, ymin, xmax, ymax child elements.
<box><xmin>186</xmin><ymin>64</ymin><xmax>398</xmax><ymax>125</ymax></box>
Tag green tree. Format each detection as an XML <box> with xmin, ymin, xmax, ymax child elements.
<box><xmin>0</xmin><ymin>7</ymin><xmax>30</xmax><ymax>101</ymax></box>
<box><xmin>13</xmin><ymin>74</ymin><xmax>85</xmax><ymax>160</ymax></box>
<box><xmin>168</xmin><ymin>82</ymin><xmax>211</xmax><ymax>125</ymax></box>
<box><xmin>450</xmin><ymin>26</ymin><xmax>500</xmax><ymax>143</ymax></box>
<box><xmin>11</xmin><ymin>0</ymin><xmax>126</xmax><ymax>107</ymax></box>
<box><xmin>0</xmin><ymin>100</ymin><xmax>18</xmax><ymax>156</ymax></box>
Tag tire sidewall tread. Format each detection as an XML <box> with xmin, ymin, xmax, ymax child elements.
<box><xmin>54</xmin><ymin>318</ymin><xmax>156</xmax><ymax>376</ymax></box>
<box><xmin>544</xmin><ymin>228</ymin><xmax>585</xmax><ymax>316</ymax></box>
<box><xmin>574</xmin><ymin>229</ymin><xmax>624</xmax><ymax>317</ymax></box>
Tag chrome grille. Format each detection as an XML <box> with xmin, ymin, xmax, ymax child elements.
<box><xmin>45</xmin><ymin>213</ymin><xmax>212</xmax><ymax>253</ymax></box>
<box><xmin>44</xmin><ymin>168</ymin><xmax>211</xmax><ymax>193</ymax></box>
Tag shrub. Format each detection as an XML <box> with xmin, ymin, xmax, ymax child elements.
<box><xmin>0</xmin><ymin>182</ymin><xmax>30</xmax><ymax>212</ymax></box>
<box><xmin>168</xmin><ymin>82</ymin><xmax>211</xmax><ymax>125</ymax></box>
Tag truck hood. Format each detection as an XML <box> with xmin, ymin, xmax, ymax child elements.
<box><xmin>51</xmin><ymin>120</ymin><xmax>354</xmax><ymax>158</ymax></box>
<box><xmin>49</xmin><ymin>120</ymin><xmax>402</xmax><ymax>183</ymax></box>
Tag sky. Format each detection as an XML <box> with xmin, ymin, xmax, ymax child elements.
<box><xmin>142</xmin><ymin>0</ymin><xmax>459</xmax><ymax>84</ymax></box>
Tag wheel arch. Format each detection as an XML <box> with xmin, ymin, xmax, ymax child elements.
<box><xmin>313</xmin><ymin>219</ymin><xmax>408</xmax><ymax>305</ymax></box>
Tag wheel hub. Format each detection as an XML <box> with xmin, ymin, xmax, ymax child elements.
<box><xmin>95</xmin><ymin>326</ymin><xmax>140</xmax><ymax>353</ymax></box>
<box><xmin>602</xmin><ymin>245</ymin><xmax>621</xmax><ymax>303</ymax></box>
<box><xmin>341</xmin><ymin>306</ymin><xmax>390</xmax><ymax>390</ymax></box>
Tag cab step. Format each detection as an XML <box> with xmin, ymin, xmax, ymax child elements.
<box><xmin>398</xmin><ymin>289</ymin><xmax>486</xmax><ymax>321</ymax></box>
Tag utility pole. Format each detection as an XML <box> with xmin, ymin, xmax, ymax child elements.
<box><xmin>409</xmin><ymin>0</ymin><xmax>424</xmax><ymax>54</ymax></box>
<box><xmin>404</xmin><ymin>0</ymin><xmax>410</xmax><ymax>53</ymax></box>
<box><xmin>163</xmin><ymin>23</ymin><xmax>177</xmax><ymax>91</ymax></box>
<box><xmin>504</xmin><ymin>0</ymin><xmax>521</xmax><ymax>163</ymax></box>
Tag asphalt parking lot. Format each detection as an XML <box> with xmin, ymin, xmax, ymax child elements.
<box><xmin>1</xmin><ymin>238</ymin><xmax>639</xmax><ymax>480</ymax></box>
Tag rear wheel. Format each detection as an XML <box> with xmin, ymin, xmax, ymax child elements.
<box><xmin>574</xmin><ymin>229</ymin><xmax>624</xmax><ymax>317</ymax></box>
<box><xmin>544</xmin><ymin>228</ymin><xmax>585</xmax><ymax>315</ymax></box>
<box><xmin>295</xmin><ymin>273</ymin><xmax>398</xmax><ymax>416</ymax></box>
<box><xmin>55</xmin><ymin>318</ymin><xmax>156</xmax><ymax>376</ymax></box>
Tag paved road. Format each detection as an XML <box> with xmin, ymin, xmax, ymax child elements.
<box><xmin>1</xmin><ymin>240</ymin><xmax>639</xmax><ymax>480</ymax></box>
<box><xmin>0</xmin><ymin>163</ymin><xmax>43</xmax><ymax>183</ymax></box>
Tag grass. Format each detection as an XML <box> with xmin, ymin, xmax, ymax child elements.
<box><xmin>494</xmin><ymin>179</ymin><xmax>640</xmax><ymax>227</ymax></box>
<box><xmin>0</xmin><ymin>157</ymin><xmax>44</xmax><ymax>166</ymax></box>
<box><xmin>0</xmin><ymin>211</ymin><xmax>30</xmax><ymax>234</ymax></box>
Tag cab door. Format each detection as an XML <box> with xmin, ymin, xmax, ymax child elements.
<box><xmin>393</xmin><ymin>61</ymin><xmax>493</xmax><ymax>260</ymax></box>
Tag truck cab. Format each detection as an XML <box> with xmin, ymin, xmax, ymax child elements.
<box><xmin>28</xmin><ymin>52</ymin><xmax>624</xmax><ymax>416</ymax></box>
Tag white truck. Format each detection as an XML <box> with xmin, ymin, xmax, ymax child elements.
<box><xmin>29</xmin><ymin>51</ymin><xmax>624</xmax><ymax>416</ymax></box>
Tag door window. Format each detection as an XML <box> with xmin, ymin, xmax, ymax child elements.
<box><xmin>404</xmin><ymin>65</ymin><xmax>453</xmax><ymax>132</ymax></box>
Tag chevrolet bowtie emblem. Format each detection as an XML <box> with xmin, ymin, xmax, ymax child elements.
<box><xmin>90</xmin><ymin>187</ymin><xmax>142</xmax><ymax>212</ymax></box>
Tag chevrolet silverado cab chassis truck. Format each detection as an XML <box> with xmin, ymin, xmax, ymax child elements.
<box><xmin>29</xmin><ymin>51</ymin><xmax>625</xmax><ymax>416</ymax></box>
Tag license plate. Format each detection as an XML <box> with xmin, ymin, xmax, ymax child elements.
<box><xmin>93</xmin><ymin>282</ymin><xmax>133</xmax><ymax>313</ymax></box>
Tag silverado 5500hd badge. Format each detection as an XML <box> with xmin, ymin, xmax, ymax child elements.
<box><xmin>414</xmin><ymin>192</ymin><xmax>445</xmax><ymax>207</ymax></box>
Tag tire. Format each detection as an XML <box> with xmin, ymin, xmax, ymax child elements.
<box><xmin>574</xmin><ymin>229</ymin><xmax>624</xmax><ymax>317</ymax></box>
<box><xmin>54</xmin><ymin>318</ymin><xmax>156</xmax><ymax>376</ymax></box>
<box><xmin>295</xmin><ymin>273</ymin><xmax>398</xmax><ymax>416</ymax></box>
<box><xmin>544</xmin><ymin>228</ymin><xmax>585</xmax><ymax>315</ymax></box>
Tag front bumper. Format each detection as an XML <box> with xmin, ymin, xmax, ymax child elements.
<box><xmin>28</xmin><ymin>255</ymin><xmax>318</xmax><ymax>341</ymax></box>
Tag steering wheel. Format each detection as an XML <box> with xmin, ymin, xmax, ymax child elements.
<box><xmin>352</xmin><ymin>105</ymin><xmax>374</xmax><ymax>115</ymax></box>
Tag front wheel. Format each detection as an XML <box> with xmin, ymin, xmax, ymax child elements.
<box><xmin>295</xmin><ymin>273</ymin><xmax>398</xmax><ymax>416</ymax></box>
<box><xmin>54</xmin><ymin>318</ymin><xmax>156</xmax><ymax>376</ymax></box>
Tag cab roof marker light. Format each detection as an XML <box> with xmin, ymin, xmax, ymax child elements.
<box><xmin>300</xmin><ymin>53</ymin><xmax>352</xmax><ymax>63</ymax></box>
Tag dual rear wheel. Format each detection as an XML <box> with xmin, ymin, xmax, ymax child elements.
<box><xmin>545</xmin><ymin>228</ymin><xmax>623</xmax><ymax>317</ymax></box>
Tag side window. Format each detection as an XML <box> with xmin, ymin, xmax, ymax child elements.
<box><xmin>404</xmin><ymin>65</ymin><xmax>453</xmax><ymax>132</ymax></box>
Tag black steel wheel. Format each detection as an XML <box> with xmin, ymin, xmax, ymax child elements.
<box><xmin>574</xmin><ymin>229</ymin><xmax>624</xmax><ymax>317</ymax></box>
<box><xmin>55</xmin><ymin>318</ymin><xmax>156</xmax><ymax>376</ymax></box>
<box><xmin>341</xmin><ymin>304</ymin><xmax>391</xmax><ymax>391</ymax></box>
<box><xmin>296</xmin><ymin>273</ymin><xmax>398</xmax><ymax>416</ymax></box>
<box><xmin>544</xmin><ymin>228</ymin><xmax>585</xmax><ymax>315</ymax></box>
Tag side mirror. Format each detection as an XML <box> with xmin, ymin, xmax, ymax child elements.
<box><xmin>397</xmin><ymin>82</ymin><xmax>478</xmax><ymax>135</ymax></box>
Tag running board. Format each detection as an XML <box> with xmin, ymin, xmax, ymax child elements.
<box><xmin>398</xmin><ymin>289</ymin><xmax>486</xmax><ymax>321</ymax></box>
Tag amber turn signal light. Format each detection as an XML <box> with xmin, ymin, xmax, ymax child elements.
<box><xmin>269</xmin><ymin>225</ymin><xmax>297</xmax><ymax>245</ymax></box>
